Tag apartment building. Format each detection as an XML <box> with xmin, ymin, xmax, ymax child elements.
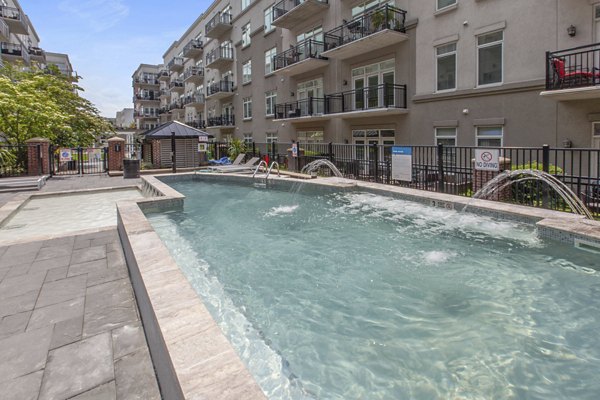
<box><xmin>0</xmin><ymin>0</ymin><xmax>75</xmax><ymax>77</ymax></box>
<box><xmin>132</xmin><ymin>0</ymin><xmax>600</xmax><ymax>153</ymax></box>
<box><xmin>132</xmin><ymin>64</ymin><xmax>161</xmax><ymax>131</ymax></box>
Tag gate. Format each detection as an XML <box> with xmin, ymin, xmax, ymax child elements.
<box><xmin>50</xmin><ymin>147</ymin><xmax>108</xmax><ymax>175</ymax></box>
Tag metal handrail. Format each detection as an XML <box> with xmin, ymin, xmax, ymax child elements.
<box><xmin>265</xmin><ymin>161</ymin><xmax>280</xmax><ymax>178</ymax></box>
<box><xmin>252</xmin><ymin>160</ymin><xmax>269</xmax><ymax>178</ymax></box>
<box><xmin>273</xmin><ymin>38</ymin><xmax>327</xmax><ymax>70</ymax></box>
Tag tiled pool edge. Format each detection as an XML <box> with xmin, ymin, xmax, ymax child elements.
<box><xmin>117</xmin><ymin>177</ymin><xmax>267</xmax><ymax>400</ymax></box>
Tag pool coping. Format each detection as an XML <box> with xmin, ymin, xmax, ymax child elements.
<box><xmin>0</xmin><ymin>185</ymin><xmax>142</xmax><ymax>246</ymax></box>
<box><xmin>117</xmin><ymin>172</ymin><xmax>600</xmax><ymax>400</ymax></box>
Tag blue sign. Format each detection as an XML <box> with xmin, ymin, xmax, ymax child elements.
<box><xmin>392</xmin><ymin>146</ymin><xmax>412</xmax><ymax>156</ymax></box>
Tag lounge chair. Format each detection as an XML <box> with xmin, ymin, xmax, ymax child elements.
<box><xmin>208</xmin><ymin>157</ymin><xmax>260</xmax><ymax>173</ymax></box>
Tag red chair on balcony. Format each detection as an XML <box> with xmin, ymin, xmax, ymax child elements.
<box><xmin>551</xmin><ymin>58</ymin><xmax>599</xmax><ymax>89</ymax></box>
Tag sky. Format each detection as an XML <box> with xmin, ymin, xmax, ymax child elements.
<box><xmin>19</xmin><ymin>0</ymin><xmax>212</xmax><ymax>118</ymax></box>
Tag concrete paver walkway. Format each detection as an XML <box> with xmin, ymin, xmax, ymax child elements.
<box><xmin>0</xmin><ymin>229</ymin><xmax>160</xmax><ymax>399</ymax></box>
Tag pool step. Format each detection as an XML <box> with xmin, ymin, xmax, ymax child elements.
<box><xmin>0</xmin><ymin>176</ymin><xmax>49</xmax><ymax>192</ymax></box>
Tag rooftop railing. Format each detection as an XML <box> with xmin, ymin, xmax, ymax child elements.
<box><xmin>326</xmin><ymin>84</ymin><xmax>407</xmax><ymax>113</ymax></box>
<box><xmin>546</xmin><ymin>43</ymin><xmax>600</xmax><ymax>90</ymax></box>
<box><xmin>205</xmin><ymin>12</ymin><xmax>232</xmax><ymax>35</ymax></box>
<box><xmin>272</xmin><ymin>0</ymin><xmax>328</xmax><ymax>21</ymax></box>
<box><xmin>323</xmin><ymin>5</ymin><xmax>406</xmax><ymax>51</ymax></box>
<box><xmin>275</xmin><ymin>97</ymin><xmax>326</xmax><ymax>119</ymax></box>
<box><xmin>207</xmin><ymin>80</ymin><xmax>234</xmax><ymax>96</ymax></box>
<box><xmin>273</xmin><ymin>39</ymin><xmax>326</xmax><ymax>70</ymax></box>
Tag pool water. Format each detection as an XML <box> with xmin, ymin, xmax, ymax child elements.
<box><xmin>147</xmin><ymin>180</ymin><xmax>600</xmax><ymax>400</ymax></box>
<box><xmin>0</xmin><ymin>188</ymin><xmax>143</xmax><ymax>242</ymax></box>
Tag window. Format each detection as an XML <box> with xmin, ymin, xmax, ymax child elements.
<box><xmin>437</xmin><ymin>0</ymin><xmax>456</xmax><ymax>11</ymax></box>
<box><xmin>352</xmin><ymin>0</ymin><xmax>393</xmax><ymax>18</ymax></box>
<box><xmin>264</xmin><ymin>6</ymin><xmax>274</xmax><ymax>33</ymax></box>
<box><xmin>242</xmin><ymin>0</ymin><xmax>251</xmax><ymax>11</ymax></box>
<box><xmin>297</xmin><ymin>131</ymin><xmax>324</xmax><ymax>143</ymax></box>
<box><xmin>265</xmin><ymin>90</ymin><xmax>277</xmax><ymax>116</ymax></box>
<box><xmin>436</xmin><ymin>43</ymin><xmax>456</xmax><ymax>91</ymax></box>
<box><xmin>243</xmin><ymin>97</ymin><xmax>252</xmax><ymax>119</ymax></box>
<box><xmin>435</xmin><ymin>127</ymin><xmax>457</xmax><ymax>146</ymax></box>
<box><xmin>242</xmin><ymin>60</ymin><xmax>252</xmax><ymax>84</ymax></box>
<box><xmin>265</xmin><ymin>47</ymin><xmax>276</xmax><ymax>74</ymax></box>
<box><xmin>244</xmin><ymin>134</ymin><xmax>253</xmax><ymax>144</ymax></box>
<box><xmin>477</xmin><ymin>31</ymin><xmax>503</xmax><ymax>86</ymax></box>
<box><xmin>266</xmin><ymin>133</ymin><xmax>278</xmax><ymax>143</ymax></box>
<box><xmin>297</xmin><ymin>26</ymin><xmax>323</xmax><ymax>43</ymax></box>
<box><xmin>476</xmin><ymin>126</ymin><xmax>503</xmax><ymax>147</ymax></box>
<box><xmin>242</xmin><ymin>23</ymin><xmax>251</xmax><ymax>47</ymax></box>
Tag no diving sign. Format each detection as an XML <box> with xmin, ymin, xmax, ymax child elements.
<box><xmin>474</xmin><ymin>149</ymin><xmax>500</xmax><ymax>171</ymax></box>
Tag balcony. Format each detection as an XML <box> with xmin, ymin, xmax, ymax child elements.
<box><xmin>541</xmin><ymin>43</ymin><xmax>600</xmax><ymax>101</ymax></box>
<box><xmin>133</xmin><ymin>93</ymin><xmax>160</xmax><ymax>102</ymax></box>
<box><xmin>169</xmin><ymin>79</ymin><xmax>185</xmax><ymax>94</ymax></box>
<box><xmin>159</xmin><ymin>89</ymin><xmax>170</xmax><ymax>99</ymax></box>
<box><xmin>183</xmin><ymin>39</ymin><xmax>203</xmax><ymax>59</ymax></box>
<box><xmin>169</xmin><ymin>101</ymin><xmax>185</xmax><ymax>112</ymax></box>
<box><xmin>158</xmin><ymin>107</ymin><xmax>170</xmax><ymax>115</ymax></box>
<box><xmin>0</xmin><ymin>19</ymin><xmax>8</xmax><ymax>42</ymax></box>
<box><xmin>325</xmin><ymin>84</ymin><xmax>408</xmax><ymax>118</ymax></box>
<box><xmin>134</xmin><ymin>111</ymin><xmax>159</xmax><ymax>119</ymax></box>
<box><xmin>28</xmin><ymin>46</ymin><xmax>45</xmax><ymax>62</ymax></box>
<box><xmin>205</xmin><ymin>12</ymin><xmax>233</xmax><ymax>39</ymax></box>
<box><xmin>184</xmin><ymin>93</ymin><xmax>205</xmax><ymax>108</ymax></box>
<box><xmin>206</xmin><ymin>80</ymin><xmax>234</xmax><ymax>99</ymax></box>
<box><xmin>186</xmin><ymin>120</ymin><xmax>207</xmax><ymax>129</ymax></box>
<box><xmin>0</xmin><ymin>6</ymin><xmax>28</xmax><ymax>35</ymax></box>
<box><xmin>272</xmin><ymin>0</ymin><xmax>329</xmax><ymax>30</ymax></box>
<box><xmin>274</xmin><ymin>97</ymin><xmax>328</xmax><ymax>122</ymax></box>
<box><xmin>0</xmin><ymin>42</ymin><xmax>29</xmax><ymax>64</ymax></box>
<box><xmin>206</xmin><ymin>115</ymin><xmax>235</xmax><ymax>128</ymax></box>
<box><xmin>183</xmin><ymin>66</ymin><xmax>204</xmax><ymax>84</ymax></box>
<box><xmin>273</xmin><ymin>39</ymin><xmax>328</xmax><ymax>76</ymax></box>
<box><xmin>133</xmin><ymin>75</ymin><xmax>159</xmax><ymax>87</ymax></box>
<box><xmin>322</xmin><ymin>5</ymin><xmax>407</xmax><ymax>60</ymax></box>
<box><xmin>158</xmin><ymin>69</ymin><xmax>170</xmax><ymax>82</ymax></box>
<box><xmin>206</xmin><ymin>47</ymin><xmax>234</xmax><ymax>70</ymax></box>
<box><xmin>167</xmin><ymin>57</ymin><xmax>184</xmax><ymax>72</ymax></box>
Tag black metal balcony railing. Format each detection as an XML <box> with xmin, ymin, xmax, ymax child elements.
<box><xmin>546</xmin><ymin>43</ymin><xmax>600</xmax><ymax>90</ymax></box>
<box><xmin>183</xmin><ymin>39</ymin><xmax>203</xmax><ymax>57</ymax></box>
<box><xmin>183</xmin><ymin>93</ymin><xmax>206</xmax><ymax>105</ymax></box>
<box><xmin>273</xmin><ymin>39</ymin><xmax>326</xmax><ymax>70</ymax></box>
<box><xmin>158</xmin><ymin>69</ymin><xmax>170</xmax><ymax>79</ymax></box>
<box><xmin>207</xmin><ymin>80</ymin><xmax>234</xmax><ymax>96</ymax></box>
<box><xmin>206</xmin><ymin>46</ymin><xmax>234</xmax><ymax>65</ymax></box>
<box><xmin>158</xmin><ymin>107</ymin><xmax>169</xmax><ymax>115</ymax></box>
<box><xmin>0</xmin><ymin>42</ymin><xmax>23</xmax><ymax>56</ymax></box>
<box><xmin>159</xmin><ymin>89</ymin><xmax>169</xmax><ymax>97</ymax></box>
<box><xmin>207</xmin><ymin>115</ymin><xmax>235</xmax><ymax>127</ymax></box>
<box><xmin>183</xmin><ymin>66</ymin><xmax>204</xmax><ymax>80</ymax></box>
<box><xmin>275</xmin><ymin>97</ymin><xmax>326</xmax><ymax>119</ymax></box>
<box><xmin>205</xmin><ymin>12</ymin><xmax>232</xmax><ymax>35</ymax></box>
<box><xmin>134</xmin><ymin>110</ymin><xmax>158</xmax><ymax>118</ymax></box>
<box><xmin>187</xmin><ymin>120</ymin><xmax>207</xmax><ymax>129</ymax></box>
<box><xmin>323</xmin><ymin>5</ymin><xmax>406</xmax><ymax>51</ymax></box>
<box><xmin>134</xmin><ymin>76</ymin><xmax>159</xmax><ymax>85</ymax></box>
<box><xmin>0</xmin><ymin>6</ymin><xmax>21</xmax><ymax>21</ymax></box>
<box><xmin>167</xmin><ymin>57</ymin><xmax>184</xmax><ymax>70</ymax></box>
<box><xmin>28</xmin><ymin>46</ymin><xmax>44</xmax><ymax>57</ymax></box>
<box><xmin>133</xmin><ymin>92</ymin><xmax>160</xmax><ymax>101</ymax></box>
<box><xmin>326</xmin><ymin>84</ymin><xmax>407</xmax><ymax>113</ymax></box>
<box><xmin>169</xmin><ymin>101</ymin><xmax>184</xmax><ymax>111</ymax></box>
<box><xmin>272</xmin><ymin>0</ymin><xmax>328</xmax><ymax>21</ymax></box>
<box><xmin>169</xmin><ymin>79</ymin><xmax>184</xmax><ymax>90</ymax></box>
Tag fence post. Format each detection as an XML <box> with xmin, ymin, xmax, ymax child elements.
<box><xmin>36</xmin><ymin>144</ymin><xmax>42</xmax><ymax>175</ymax></box>
<box><xmin>437</xmin><ymin>143</ymin><xmax>445</xmax><ymax>193</ymax></box>
<box><xmin>372</xmin><ymin>143</ymin><xmax>379</xmax><ymax>183</ymax></box>
<box><xmin>171</xmin><ymin>132</ymin><xmax>176</xmax><ymax>173</ymax></box>
<box><xmin>271</xmin><ymin>141</ymin><xmax>276</xmax><ymax>164</ymax></box>
<box><xmin>252</xmin><ymin>142</ymin><xmax>256</xmax><ymax>157</ymax></box>
<box><xmin>328</xmin><ymin>142</ymin><xmax>333</xmax><ymax>163</ymax></box>
<box><xmin>78</xmin><ymin>147</ymin><xmax>83</xmax><ymax>175</ymax></box>
<box><xmin>542</xmin><ymin>144</ymin><xmax>550</xmax><ymax>208</ymax></box>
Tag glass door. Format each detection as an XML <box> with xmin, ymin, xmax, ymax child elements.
<box><xmin>353</xmin><ymin>78</ymin><xmax>365</xmax><ymax>110</ymax></box>
<box><xmin>382</xmin><ymin>71</ymin><xmax>394</xmax><ymax>107</ymax></box>
<box><xmin>367</xmin><ymin>75</ymin><xmax>379</xmax><ymax>109</ymax></box>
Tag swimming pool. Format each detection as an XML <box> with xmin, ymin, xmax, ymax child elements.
<box><xmin>147</xmin><ymin>179</ymin><xmax>600</xmax><ymax>399</ymax></box>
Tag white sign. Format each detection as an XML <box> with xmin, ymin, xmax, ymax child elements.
<box><xmin>198</xmin><ymin>143</ymin><xmax>207</xmax><ymax>152</ymax></box>
<box><xmin>474</xmin><ymin>149</ymin><xmax>500</xmax><ymax>171</ymax></box>
<box><xmin>291</xmin><ymin>142</ymin><xmax>298</xmax><ymax>158</ymax></box>
<box><xmin>59</xmin><ymin>148</ymin><xmax>72</xmax><ymax>162</ymax></box>
<box><xmin>198</xmin><ymin>135</ymin><xmax>208</xmax><ymax>143</ymax></box>
<box><xmin>391</xmin><ymin>146</ymin><xmax>412</xmax><ymax>182</ymax></box>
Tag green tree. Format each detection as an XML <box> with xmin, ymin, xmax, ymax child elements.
<box><xmin>0</xmin><ymin>63</ymin><xmax>113</xmax><ymax>148</ymax></box>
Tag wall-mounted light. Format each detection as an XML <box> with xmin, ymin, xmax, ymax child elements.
<box><xmin>290</xmin><ymin>91</ymin><xmax>295</xmax><ymax>97</ymax></box>
<box><xmin>343</xmin><ymin>80</ymin><xmax>348</xmax><ymax>86</ymax></box>
<box><xmin>562</xmin><ymin>138</ymin><xmax>572</xmax><ymax>148</ymax></box>
<box><xmin>567</xmin><ymin>25</ymin><xmax>576</xmax><ymax>37</ymax></box>
<box><xmin>462</xmin><ymin>108</ymin><xmax>469</xmax><ymax>115</ymax></box>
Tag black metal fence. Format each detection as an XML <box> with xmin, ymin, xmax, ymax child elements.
<box><xmin>546</xmin><ymin>43</ymin><xmax>600</xmax><ymax>90</ymax></box>
<box><xmin>50</xmin><ymin>147</ymin><xmax>108</xmax><ymax>175</ymax></box>
<box><xmin>0</xmin><ymin>144</ymin><xmax>29</xmax><ymax>177</ymax></box>
<box><xmin>326</xmin><ymin>84</ymin><xmax>407</xmax><ymax>113</ymax></box>
<box><xmin>208</xmin><ymin>142</ymin><xmax>600</xmax><ymax>217</ymax></box>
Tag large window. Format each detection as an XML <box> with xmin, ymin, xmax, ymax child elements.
<box><xmin>435</xmin><ymin>127</ymin><xmax>457</xmax><ymax>146</ymax></box>
<box><xmin>266</xmin><ymin>133</ymin><xmax>278</xmax><ymax>143</ymax></box>
<box><xmin>265</xmin><ymin>90</ymin><xmax>277</xmax><ymax>116</ymax></box>
<box><xmin>352</xmin><ymin>0</ymin><xmax>393</xmax><ymax>18</ymax></box>
<box><xmin>298</xmin><ymin>130</ymin><xmax>324</xmax><ymax>143</ymax></box>
<box><xmin>477</xmin><ymin>31</ymin><xmax>503</xmax><ymax>86</ymax></box>
<box><xmin>242</xmin><ymin>23</ymin><xmax>251</xmax><ymax>47</ymax></box>
<box><xmin>436</xmin><ymin>43</ymin><xmax>456</xmax><ymax>91</ymax></box>
<box><xmin>244</xmin><ymin>133</ymin><xmax>253</xmax><ymax>144</ymax></box>
<box><xmin>242</xmin><ymin>0</ymin><xmax>251</xmax><ymax>11</ymax></box>
<box><xmin>242</xmin><ymin>60</ymin><xmax>252</xmax><ymax>84</ymax></box>
<box><xmin>437</xmin><ymin>0</ymin><xmax>456</xmax><ymax>11</ymax></box>
<box><xmin>476</xmin><ymin>126</ymin><xmax>503</xmax><ymax>147</ymax></box>
<box><xmin>297</xmin><ymin>26</ymin><xmax>323</xmax><ymax>43</ymax></box>
<box><xmin>243</xmin><ymin>97</ymin><xmax>252</xmax><ymax>119</ymax></box>
<box><xmin>265</xmin><ymin>47</ymin><xmax>276</xmax><ymax>74</ymax></box>
<box><xmin>264</xmin><ymin>6</ymin><xmax>274</xmax><ymax>33</ymax></box>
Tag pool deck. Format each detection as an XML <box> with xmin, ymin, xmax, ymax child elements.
<box><xmin>0</xmin><ymin>228</ymin><xmax>160</xmax><ymax>399</ymax></box>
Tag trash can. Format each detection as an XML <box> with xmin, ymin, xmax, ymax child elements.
<box><xmin>123</xmin><ymin>159</ymin><xmax>140</xmax><ymax>179</ymax></box>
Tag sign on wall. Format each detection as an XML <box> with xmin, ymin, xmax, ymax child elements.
<box><xmin>198</xmin><ymin>143</ymin><xmax>207</xmax><ymax>152</ymax></box>
<box><xmin>391</xmin><ymin>146</ymin><xmax>412</xmax><ymax>182</ymax></box>
<box><xmin>291</xmin><ymin>142</ymin><xmax>298</xmax><ymax>158</ymax></box>
<box><xmin>474</xmin><ymin>149</ymin><xmax>500</xmax><ymax>171</ymax></box>
<box><xmin>198</xmin><ymin>135</ymin><xmax>208</xmax><ymax>143</ymax></box>
<box><xmin>59</xmin><ymin>148</ymin><xmax>72</xmax><ymax>162</ymax></box>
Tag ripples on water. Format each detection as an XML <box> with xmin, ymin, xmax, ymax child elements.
<box><xmin>148</xmin><ymin>181</ymin><xmax>600</xmax><ymax>400</ymax></box>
